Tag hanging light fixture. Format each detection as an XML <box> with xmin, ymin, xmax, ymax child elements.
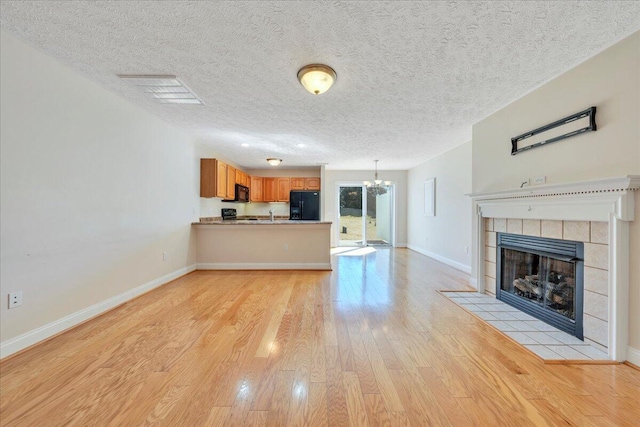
<box><xmin>297</xmin><ymin>64</ymin><xmax>337</xmax><ymax>95</ymax></box>
<box><xmin>364</xmin><ymin>160</ymin><xmax>390</xmax><ymax>196</ymax></box>
<box><xmin>266</xmin><ymin>158</ymin><xmax>282</xmax><ymax>166</ymax></box>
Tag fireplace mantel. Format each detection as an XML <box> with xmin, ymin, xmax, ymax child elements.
<box><xmin>469</xmin><ymin>175</ymin><xmax>640</xmax><ymax>222</ymax></box>
<box><xmin>469</xmin><ymin>175</ymin><xmax>639</xmax><ymax>361</ymax></box>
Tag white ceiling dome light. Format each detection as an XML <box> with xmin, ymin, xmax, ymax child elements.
<box><xmin>297</xmin><ymin>64</ymin><xmax>336</xmax><ymax>95</ymax></box>
<box><xmin>266</xmin><ymin>158</ymin><xmax>282</xmax><ymax>166</ymax></box>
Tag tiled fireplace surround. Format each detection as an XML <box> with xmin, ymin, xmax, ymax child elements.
<box><xmin>471</xmin><ymin>176</ymin><xmax>639</xmax><ymax>362</ymax></box>
<box><xmin>484</xmin><ymin>218</ymin><xmax>608</xmax><ymax>352</ymax></box>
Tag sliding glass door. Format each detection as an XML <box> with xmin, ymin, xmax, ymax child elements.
<box><xmin>337</xmin><ymin>184</ymin><xmax>393</xmax><ymax>246</ymax></box>
<box><xmin>338</xmin><ymin>186</ymin><xmax>364</xmax><ymax>246</ymax></box>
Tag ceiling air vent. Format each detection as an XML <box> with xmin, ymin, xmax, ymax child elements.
<box><xmin>118</xmin><ymin>75</ymin><xmax>203</xmax><ymax>105</ymax></box>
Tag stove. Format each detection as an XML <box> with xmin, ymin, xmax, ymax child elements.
<box><xmin>221</xmin><ymin>208</ymin><xmax>237</xmax><ymax>221</ymax></box>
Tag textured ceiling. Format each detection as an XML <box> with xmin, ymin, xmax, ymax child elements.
<box><xmin>1</xmin><ymin>1</ymin><xmax>639</xmax><ymax>170</ymax></box>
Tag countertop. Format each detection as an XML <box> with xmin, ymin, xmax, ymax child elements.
<box><xmin>193</xmin><ymin>220</ymin><xmax>332</xmax><ymax>225</ymax></box>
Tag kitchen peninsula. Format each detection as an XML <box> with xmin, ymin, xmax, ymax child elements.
<box><xmin>193</xmin><ymin>219</ymin><xmax>332</xmax><ymax>270</ymax></box>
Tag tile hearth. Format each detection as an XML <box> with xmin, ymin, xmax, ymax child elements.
<box><xmin>443</xmin><ymin>291</ymin><xmax>609</xmax><ymax>361</ymax></box>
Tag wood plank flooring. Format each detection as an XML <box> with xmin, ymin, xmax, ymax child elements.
<box><xmin>1</xmin><ymin>248</ymin><xmax>639</xmax><ymax>426</ymax></box>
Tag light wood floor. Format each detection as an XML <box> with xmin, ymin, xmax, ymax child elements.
<box><xmin>1</xmin><ymin>248</ymin><xmax>639</xmax><ymax>426</ymax></box>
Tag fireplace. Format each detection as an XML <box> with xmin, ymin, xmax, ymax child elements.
<box><xmin>496</xmin><ymin>233</ymin><xmax>584</xmax><ymax>339</ymax></box>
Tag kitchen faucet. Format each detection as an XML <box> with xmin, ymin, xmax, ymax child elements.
<box><xmin>269</xmin><ymin>209</ymin><xmax>274</xmax><ymax>221</ymax></box>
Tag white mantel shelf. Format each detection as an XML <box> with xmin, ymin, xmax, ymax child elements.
<box><xmin>468</xmin><ymin>175</ymin><xmax>639</xmax><ymax>223</ymax></box>
<box><xmin>468</xmin><ymin>175</ymin><xmax>640</xmax><ymax>200</ymax></box>
<box><xmin>469</xmin><ymin>175</ymin><xmax>639</xmax><ymax>362</ymax></box>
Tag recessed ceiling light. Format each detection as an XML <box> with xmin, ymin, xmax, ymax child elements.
<box><xmin>241</xmin><ymin>143</ymin><xmax>249</xmax><ymax>147</ymax></box>
<box><xmin>297</xmin><ymin>144</ymin><xmax>305</xmax><ymax>148</ymax></box>
<box><xmin>118</xmin><ymin>75</ymin><xmax>203</xmax><ymax>105</ymax></box>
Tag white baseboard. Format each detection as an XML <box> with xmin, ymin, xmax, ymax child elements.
<box><xmin>0</xmin><ymin>264</ymin><xmax>196</xmax><ymax>359</ymax></box>
<box><xmin>627</xmin><ymin>346</ymin><xmax>640</xmax><ymax>366</ymax></box>
<box><xmin>395</xmin><ymin>243</ymin><xmax>408</xmax><ymax>248</ymax></box>
<box><xmin>407</xmin><ymin>245</ymin><xmax>472</xmax><ymax>275</ymax></box>
<box><xmin>197</xmin><ymin>262</ymin><xmax>331</xmax><ymax>270</ymax></box>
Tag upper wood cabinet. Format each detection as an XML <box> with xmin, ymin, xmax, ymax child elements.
<box><xmin>250</xmin><ymin>176</ymin><xmax>263</xmax><ymax>202</ymax></box>
<box><xmin>263</xmin><ymin>178</ymin><xmax>277</xmax><ymax>202</ymax></box>
<box><xmin>200</xmin><ymin>159</ymin><xmax>228</xmax><ymax>198</ymax></box>
<box><xmin>290</xmin><ymin>177</ymin><xmax>305</xmax><ymax>190</ymax></box>
<box><xmin>236</xmin><ymin>170</ymin><xmax>249</xmax><ymax>188</ymax></box>
<box><xmin>277</xmin><ymin>178</ymin><xmax>291</xmax><ymax>202</ymax></box>
<box><xmin>305</xmin><ymin>178</ymin><xmax>321</xmax><ymax>190</ymax></box>
<box><xmin>291</xmin><ymin>177</ymin><xmax>321</xmax><ymax>191</ymax></box>
<box><xmin>201</xmin><ymin>160</ymin><xmax>320</xmax><ymax>201</ymax></box>
<box><xmin>227</xmin><ymin>165</ymin><xmax>236</xmax><ymax>199</ymax></box>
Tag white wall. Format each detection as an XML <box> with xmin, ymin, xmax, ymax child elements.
<box><xmin>376</xmin><ymin>192</ymin><xmax>392</xmax><ymax>242</ymax></box>
<box><xmin>406</xmin><ymin>142</ymin><xmax>472</xmax><ymax>273</ymax></box>
<box><xmin>0</xmin><ymin>31</ymin><xmax>198</xmax><ymax>356</ymax></box>
<box><xmin>323</xmin><ymin>170</ymin><xmax>407</xmax><ymax>247</ymax></box>
<box><xmin>471</xmin><ymin>32</ymin><xmax>640</xmax><ymax>355</ymax></box>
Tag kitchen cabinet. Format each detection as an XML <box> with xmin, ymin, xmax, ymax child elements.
<box><xmin>227</xmin><ymin>165</ymin><xmax>236</xmax><ymax>199</ymax></box>
<box><xmin>236</xmin><ymin>170</ymin><xmax>249</xmax><ymax>188</ymax></box>
<box><xmin>263</xmin><ymin>178</ymin><xmax>277</xmax><ymax>202</ymax></box>
<box><xmin>262</xmin><ymin>177</ymin><xmax>290</xmax><ymax>202</ymax></box>
<box><xmin>250</xmin><ymin>176</ymin><xmax>263</xmax><ymax>202</ymax></box>
<box><xmin>290</xmin><ymin>177</ymin><xmax>305</xmax><ymax>190</ymax></box>
<box><xmin>305</xmin><ymin>178</ymin><xmax>320</xmax><ymax>190</ymax></box>
<box><xmin>277</xmin><ymin>178</ymin><xmax>291</xmax><ymax>202</ymax></box>
<box><xmin>200</xmin><ymin>159</ymin><xmax>228</xmax><ymax>198</ymax></box>
<box><xmin>201</xmin><ymin>160</ymin><xmax>316</xmax><ymax>202</ymax></box>
<box><xmin>291</xmin><ymin>177</ymin><xmax>321</xmax><ymax>191</ymax></box>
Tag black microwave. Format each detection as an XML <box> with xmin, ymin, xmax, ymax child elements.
<box><xmin>235</xmin><ymin>184</ymin><xmax>249</xmax><ymax>203</ymax></box>
<box><xmin>223</xmin><ymin>184</ymin><xmax>249</xmax><ymax>203</ymax></box>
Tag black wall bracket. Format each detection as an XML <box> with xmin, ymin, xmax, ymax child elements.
<box><xmin>511</xmin><ymin>106</ymin><xmax>597</xmax><ymax>156</ymax></box>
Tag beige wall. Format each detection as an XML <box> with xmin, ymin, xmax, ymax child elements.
<box><xmin>323</xmin><ymin>170</ymin><xmax>408</xmax><ymax>247</ymax></box>
<box><xmin>471</xmin><ymin>32</ymin><xmax>640</xmax><ymax>352</ymax></box>
<box><xmin>407</xmin><ymin>142</ymin><xmax>472</xmax><ymax>272</ymax></box>
<box><xmin>473</xmin><ymin>32</ymin><xmax>639</xmax><ymax>192</ymax></box>
<box><xmin>630</xmin><ymin>196</ymin><xmax>640</xmax><ymax>351</ymax></box>
<box><xmin>0</xmin><ymin>31</ymin><xmax>198</xmax><ymax>353</ymax></box>
<box><xmin>195</xmin><ymin>224</ymin><xmax>331</xmax><ymax>269</ymax></box>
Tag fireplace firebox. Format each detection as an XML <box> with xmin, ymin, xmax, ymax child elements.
<box><xmin>496</xmin><ymin>233</ymin><xmax>584</xmax><ymax>339</ymax></box>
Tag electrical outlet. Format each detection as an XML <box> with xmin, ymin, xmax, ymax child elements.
<box><xmin>464</xmin><ymin>246</ymin><xmax>469</xmax><ymax>253</ymax></box>
<box><xmin>532</xmin><ymin>176</ymin><xmax>546</xmax><ymax>185</ymax></box>
<box><xmin>283</xmin><ymin>244</ymin><xmax>288</xmax><ymax>251</ymax></box>
<box><xmin>8</xmin><ymin>291</ymin><xmax>22</xmax><ymax>309</ymax></box>
<box><xmin>163</xmin><ymin>252</ymin><xmax>168</xmax><ymax>261</ymax></box>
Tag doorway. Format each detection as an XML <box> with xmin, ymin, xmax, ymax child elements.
<box><xmin>337</xmin><ymin>183</ymin><xmax>394</xmax><ymax>247</ymax></box>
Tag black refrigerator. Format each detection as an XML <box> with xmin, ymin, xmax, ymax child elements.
<box><xmin>289</xmin><ymin>191</ymin><xmax>320</xmax><ymax>220</ymax></box>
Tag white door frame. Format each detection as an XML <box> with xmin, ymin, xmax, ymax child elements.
<box><xmin>335</xmin><ymin>181</ymin><xmax>396</xmax><ymax>247</ymax></box>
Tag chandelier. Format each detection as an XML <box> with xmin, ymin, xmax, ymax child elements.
<box><xmin>364</xmin><ymin>160</ymin><xmax>390</xmax><ymax>196</ymax></box>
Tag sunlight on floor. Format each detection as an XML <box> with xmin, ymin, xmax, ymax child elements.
<box><xmin>331</xmin><ymin>247</ymin><xmax>377</xmax><ymax>256</ymax></box>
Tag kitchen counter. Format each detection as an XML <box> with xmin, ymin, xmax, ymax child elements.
<box><xmin>193</xmin><ymin>219</ymin><xmax>331</xmax><ymax>270</ymax></box>
<box><xmin>193</xmin><ymin>220</ymin><xmax>332</xmax><ymax>225</ymax></box>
